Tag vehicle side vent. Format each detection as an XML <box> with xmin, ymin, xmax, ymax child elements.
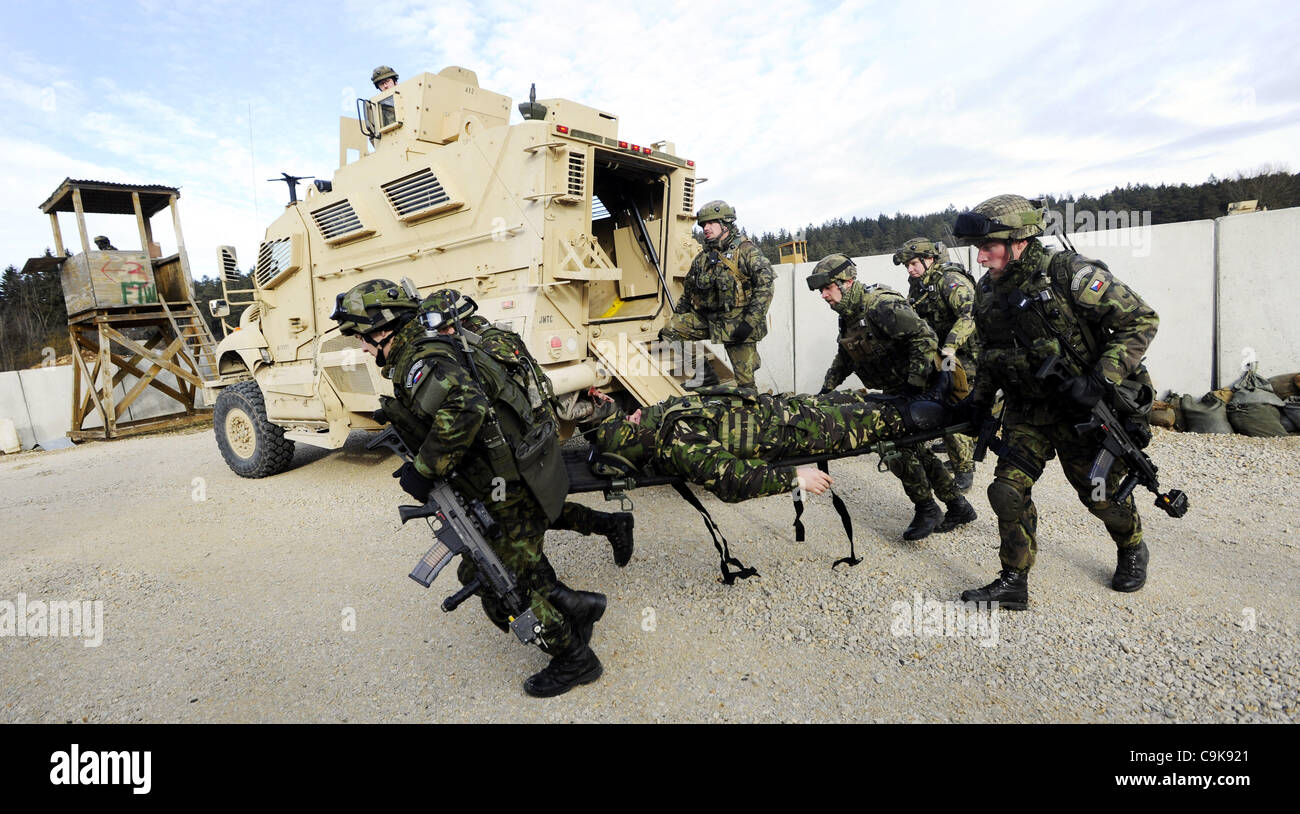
<box><xmin>682</xmin><ymin>177</ymin><xmax>695</xmax><ymax>214</ymax></box>
<box><xmin>567</xmin><ymin>151</ymin><xmax>585</xmax><ymax>197</ymax></box>
<box><xmin>218</xmin><ymin>246</ymin><xmax>240</xmax><ymax>283</ymax></box>
<box><xmin>254</xmin><ymin>237</ymin><xmax>297</xmax><ymax>289</ymax></box>
<box><xmin>311</xmin><ymin>199</ymin><xmax>365</xmax><ymax>241</ymax></box>
<box><xmin>382</xmin><ymin>168</ymin><xmax>458</xmax><ymax>221</ymax></box>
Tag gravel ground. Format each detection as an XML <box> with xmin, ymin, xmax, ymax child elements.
<box><xmin>0</xmin><ymin>425</ymin><xmax>1296</xmax><ymax>723</ymax></box>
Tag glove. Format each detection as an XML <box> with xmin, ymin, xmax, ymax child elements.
<box><xmin>920</xmin><ymin>369</ymin><xmax>953</xmax><ymax>402</ymax></box>
<box><xmin>1058</xmin><ymin>374</ymin><xmax>1105</xmax><ymax>409</ymax></box>
<box><xmin>729</xmin><ymin>321</ymin><xmax>753</xmax><ymax>344</ymax></box>
<box><xmin>951</xmin><ymin>395</ymin><xmax>993</xmax><ymax>428</ymax></box>
<box><xmin>394</xmin><ymin>461</ymin><xmax>436</xmax><ymax>501</ymax></box>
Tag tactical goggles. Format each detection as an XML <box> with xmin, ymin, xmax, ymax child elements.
<box><xmin>330</xmin><ymin>293</ymin><xmax>379</xmax><ymax>335</ymax></box>
<box><xmin>805</xmin><ymin>258</ymin><xmax>854</xmax><ymax>290</ymax></box>
<box><xmin>419</xmin><ymin>295</ymin><xmax>479</xmax><ymax>331</ymax></box>
<box><xmin>952</xmin><ymin>208</ymin><xmax>1044</xmax><ymax>239</ymax></box>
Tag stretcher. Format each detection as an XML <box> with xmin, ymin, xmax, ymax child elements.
<box><xmin>562</xmin><ymin>422</ymin><xmax>972</xmax><ymax>583</ymax></box>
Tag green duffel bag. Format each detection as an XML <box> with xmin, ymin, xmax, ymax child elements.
<box><xmin>1179</xmin><ymin>392</ymin><xmax>1233</xmax><ymax>434</ymax></box>
<box><xmin>1226</xmin><ymin>401</ymin><xmax>1289</xmax><ymax>437</ymax></box>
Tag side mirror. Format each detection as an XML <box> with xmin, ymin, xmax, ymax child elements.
<box><xmin>209</xmin><ymin>299</ymin><xmax>231</xmax><ymax>318</ymax></box>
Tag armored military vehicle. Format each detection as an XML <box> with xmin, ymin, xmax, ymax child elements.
<box><xmin>207</xmin><ymin>66</ymin><xmax>705</xmax><ymax>476</ymax></box>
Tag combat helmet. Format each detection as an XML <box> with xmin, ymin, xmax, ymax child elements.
<box><xmin>417</xmin><ymin>288</ymin><xmax>479</xmax><ymax>331</ymax></box>
<box><xmin>371</xmin><ymin>65</ymin><xmax>398</xmax><ymax>89</ymax></box>
<box><xmin>806</xmin><ymin>253</ymin><xmax>857</xmax><ymax>291</ymax></box>
<box><xmin>892</xmin><ymin>237</ymin><xmax>944</xmax><ymax>266</ymax></box>
<box><xmin>330</xmin><ymin>278</ymin><xmax>418</xmax><ymax>337</ymax></box>
<box><xmin>696</xmin><ymin>200</ymin><xmax>737</xmax><ymax>226</ymax></box>
<box><xmin>952</xmin><ymin>194</ymin><xmax>1046</xmax><ymax>244</ymax></box>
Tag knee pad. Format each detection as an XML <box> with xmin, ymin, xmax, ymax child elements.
<box><xmin>987</xmin><ymin>478</ymin><xmax>1025</xmax><ymax>522</ymax></box>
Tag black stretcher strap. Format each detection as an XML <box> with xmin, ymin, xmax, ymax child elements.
<box><xmin>792</xmin><ymin>460</ymin><xmax>859</xmax><ymax>568</ymax></box>
<box><xmin>670</xmin><ymin>481</ymin><xmax>758</xmax><ymax>584</ymax></box>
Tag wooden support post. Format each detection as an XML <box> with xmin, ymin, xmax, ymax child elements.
<box><xmin>49</xmin><ymin>213</ymin><xmax>65</xmax><ymax>256</ymax></box>
<box><xmin>98</xmin><ymin>320</ymin><xmax>116</xmax><ymax>437</ymax></box>
<box><xmin>169</xmin><ymin>195</ymin><xmax>193</xmax><ymax>294</ymax></box>
<box><xmin>132</xmin><ymin>192</ymin><xmax>151</xmax><ymax>256</ymax></box>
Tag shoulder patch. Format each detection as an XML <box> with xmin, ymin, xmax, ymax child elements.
<box><xmin>405</xmin><ymin>360</ymin><xmax>428</xmax><ymax>390</ymax></box>
<box><xmin>1076</xmin><ymin>268</ymin><xmax>1112</xmax><ymax>304</ymax></box>
<box><xmin>1071</xmin><ymin>268</ymin><xmax>1091</xmax><ymax>291</ymax></box>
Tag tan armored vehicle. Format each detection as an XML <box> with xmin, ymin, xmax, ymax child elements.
<box><xmin>207</xmin><ymin>66</ymin><xmax>703</xmax><ymax>476</ymax></box>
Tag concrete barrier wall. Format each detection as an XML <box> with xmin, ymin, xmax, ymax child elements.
<box><xmin>1216</xmin><ymin>207</ymin><xmax>1300</xmax><ymax>388</ymax></box>
<box><xmin>0</xmin><ymin>363</ymin><xmax>205</xmax><ymax>451</ymax></box>
<box><xmin>761</xmin><ymin>215</ymin><xmax>1237</xmax><ymax>398</ymax></box>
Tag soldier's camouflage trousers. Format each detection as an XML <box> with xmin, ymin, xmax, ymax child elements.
<box><xmin>454</xmin><ymin>483</ymin><xmax>576</xmax><ymax>651</ymax></box>
<box><xmin>886</xmin><ymin>444</ymin><xmax>961</xmax><ymax>505</ymax></box>
<box><xmin>552</xmin><ymin>501</ymin><xmax>603</xmax><ymax>535</ymax></box>
<box><xmin>989</xmin><ymin>419</ymin><xmax>1144</xmax><ymax>572</ymax></box>
<box><xmin>944</xmin><ymin>431</ymin><xmax>975</xmax><ymax>475</ymax></box>
<box><xmin>660</xmin><ymin>311</ymin><xmax>761</xmax><ymax>390</ymax></box>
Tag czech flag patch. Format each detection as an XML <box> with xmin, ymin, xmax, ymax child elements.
<box><xmin>1089</xmin><ymin>279</ymin><xmax>1105</xmax><ymax>292</ymax></box>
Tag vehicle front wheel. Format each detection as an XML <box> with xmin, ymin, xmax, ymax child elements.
<box><xmin>213</xmin><ymin>380</ymin><xmax>295</xmax><ymax>478</ymax></box>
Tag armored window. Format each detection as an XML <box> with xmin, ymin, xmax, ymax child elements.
<box><xmin>378</xmin><ymin>94</ymin><xmax>398</xmax><ymax>130</ymax></box>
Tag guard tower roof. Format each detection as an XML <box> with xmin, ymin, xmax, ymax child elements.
<box><xmin>39</xmin><ymin>177</ymin><xmax>181</xmax><ymax>217</ymax></box>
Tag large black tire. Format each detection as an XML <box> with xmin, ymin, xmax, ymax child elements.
<box><xmin>213</xmin><ymin>380</ymin><xmax>295</xmax><ymax>478</ymax></box>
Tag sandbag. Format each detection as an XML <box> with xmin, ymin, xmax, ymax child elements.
<box><xmin>1230</xmin><ymin>366</ymin><xmax>1285</xmax><ymax>407</ymax></box>
<box><xmin>1226</xmin><ymin>401</ymin><xmax>1289</xmax><ymax>437</ymax></box>
<box><xmin>1267</xmin><ymin>372</ymin><xmax>1299</xmax><ymax>399</ymax></box>
<box><xmin>1283</xmin><ymin>396</ymin><xmax>1300</xmax><ymax>434</ymax></box>
<box><xmin>1150</xmin><ymin>400</ymin><xmax>1176</xmax><ymax>429</ymax></box>
<box><xmin>1179</xmin><ymin>393</ymin><xmax>1233</xmax><ymax>434</ymax></box>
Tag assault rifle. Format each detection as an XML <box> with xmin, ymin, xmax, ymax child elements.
<box><xmin>366</xmin><ymin>426</ymin><xmax>543</xmax><ymax>644</ymax></box>
<box><xmin>1036</xmin><ymin>355</ymin><xmax>1188</xmax><ymax>518</ymax></box>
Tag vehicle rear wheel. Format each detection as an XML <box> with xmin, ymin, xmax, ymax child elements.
<box><xmin>213</xmin><ymin>380</ymin><xmax>295</xmax><ymax>477</ymax></box>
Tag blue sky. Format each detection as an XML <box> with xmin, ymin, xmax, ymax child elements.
<box><xmin>2</xmin><ymin>0</ymin><xmax>1297</xmax><ymax>276</ymax></box>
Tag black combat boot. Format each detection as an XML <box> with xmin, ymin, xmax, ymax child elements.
<box><xmin>591</xmin><ymin>511</ymin><xmax>635</xmax><ymax>567</ymax></box>
<box><xmin>523</xmin><ymin>639</ymin><xmax>603</xmax><ymax>698</ymax></box>
<box><xmin>961</xmin><ymin>569</ymin><xmax>1028</xmax><ymax>610</ymax></box>
<box><xmin>934</xmin><ymin>495</ymin><xmax>977</xmax><ymax>533</ymax></box>
<box><xmin>1111</xmin><ymin>541</ymin><xmax>1149</xmax><ymax>592</ymax></box>
<box><xmin>547</xmin><ymin>582</ymin><xmax>607</xmax><ymax>646</ymax></box>
<box><xmin>952</xmin><ymin>469</ymin><xmax>974</xmax><ymax>493</ymax></box>
<box><xmin>902</xmin><ymin>498</ymin><xmax>942</xmax><ymax>540</ymax></box>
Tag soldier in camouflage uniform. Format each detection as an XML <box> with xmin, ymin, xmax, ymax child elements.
<box><xmin>458</xmin><ymin>314</ymin><xmax>635</xmax><ymax>568</ymax></box>
<box><xmin>896</xmin><ymin>237</ymin><xmax>980</xmax><ymax>492</ymax></box>
<box><xmin>952</xmin><ymin>195</ymin><xmax>1159</xmax><ymax>609</ymax></box>
<box><xmin>808</xmin><ymin>254</ymin><xmax>977</xmax><ymax>540</ymax></box>
<box><xmin>588</xmin><ymin>386</ymin><xmax>957</xmax><ymax>503</ymax></box>
<box><xmin>330</xmin><ymin>280</ymin><xmax>608</xmax><ymax>697</ymax></box>
<box><xmin>660</xmin><ymin>200</ymin><xmax>774</xmax><ymax>393</ymax></box>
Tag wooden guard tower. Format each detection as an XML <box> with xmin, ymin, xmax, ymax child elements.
<box><xmin>38</xmin><ymin>178</ymin><xmax>219</xmax><ymax>440</ymax></box>
<box><xmin>778</xmin><ymin>231</ymin><xmax>808</xmax><ymax>265</ymax></box>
